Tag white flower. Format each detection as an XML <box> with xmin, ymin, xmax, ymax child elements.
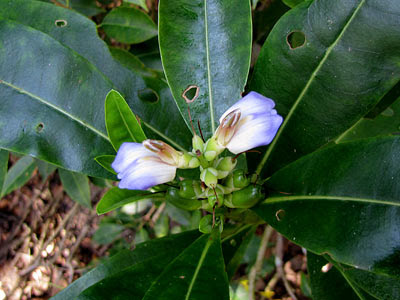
<box><xmin>112</xmin><ymin>141</ymin><xmax>177</xmax><ymax>190</ymax></box>
<box><xmin>214</xmin><ymin>91</ymin><xmax>283</xmax><ymax>154</ymax></box>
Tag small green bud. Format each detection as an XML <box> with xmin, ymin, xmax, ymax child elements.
<box><xmin>199</xmin><ymin>215</ymin><xmax>213</xmax><ymax>233</ymax></box>
<box><xmin>226</xmin><ymin>185</ymin><xmax>264</xmax><ymax>208</ymax></box>
<box><xmin>166</xmin><ymin>187</ymin><xmax>201</xmax><ymax>211</ymax></box>
<box><xmin>215</xmin><ymin>157</ymin><xmax>237</xmax><ymax>179</ymax></box>
<box><xmin>200</xmin><ymin>167</ymin><xmax>218</xmax><ymax>188</ymax></box>
<box><xmin>178</xmin><ymin>179</ymin><xmax>202</xmax><ymax>199</ymax></box>
<box><xmin>208</xmin><ymin>194</ymin><xmax>224</xmax><ymax>208</ymax></box>
<box><xmin>178</xmin><ymin>152</ymin><xmax>200</xmax><ymax>169</ymax></box>
<box><xmin>204</xmin><ymin>138</ymin><xmax>225</xmax><ymax>161</ymax></box>
<box><xmin>225</xmin><ymin>169</ymin><xmax>250</xmax><ymax>191</ymax></box>
<box><xmin>192</xmin><ymin>135</ymin><xmax>204</xmax><ymax>152</ymax></box>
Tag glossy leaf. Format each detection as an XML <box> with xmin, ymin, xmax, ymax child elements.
<box><xmin>52</xmin><ymin>230</ymin><xmax>200</xmax><ymax>300</ymax></box>
<box><xmin>1</xmin><ymin>155</ymin><xmax>36</xmax><ymax>197</ymax></box>
<box><xmin>94</xmin><ymin>155</ymin><xmax>116</xmax><ymax>175</ymax></box>
<box><xmin>307</xmin><ymin>252</ymin><xmax>361</xmax><ymax>300</ymax></box>
<box><xmin>36</xmin><ymin>159</ymin><xmax>57</xmax><ymax>182</ymax></box>
<box><xmin>101</xmin><ymin>7</ymin><xmax>157</xmax><ymax>44</ymax></box>
<box><xmin>159</xmin><ymin>0</ymin><xmax>252</xmax><ymax>138</ymax></box>
<box><xmin>0</xmin><ymin>0</ymin><xmax>191</xmax><ymax>176</ymax></box>
<box><xmin>282</xmin><ymin>0</ymin><xmax>305</xmax><ymax>8</ymax></box>
<box><xmin>250</xmin><ymin>0</ymin><xmax>400</xmax><ymax>178</ymax></box>
<box><xmin>253</xmin><ymin>136</ymin><xmax>400</xmax><ymax>277</ymax></box>
<box><xmin>109</xmin><ymin>47</ymin><xmax>152</xmax><ymax>77</ymax></box>
<box><xmin>59</xmin><ymin>169</ymin><xmax>91</xmax><ymax>208</ymax></box>
<box><xmin>0</xmin><ymin>149</ymin><xmax>9</xmax><ymax>195</ymax></box>
<box><xmin>58</xmin><ymin>0</ymin><xmax>105</xmax><ymax>16</ymax></box>
<box><xmin>105</xmin><ymin>90</ymin><xmax>146</xmax><ymax>150</ymax></box>
<box><xmin>75</xmin><ymin>231</ymin><xmax>228</xmax><ymax>299</ymax></box>
<box><xmin>124</xmin><ymin>0</ymin><xmax>148</xmax><ymax>12</ymax></box>
<box><xmin>96</xmin><ymin>187</ymin><xmax>161</xmax><ymax>215</ymax></box>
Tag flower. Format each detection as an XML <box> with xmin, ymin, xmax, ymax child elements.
<box><xmin>204</xmin><ymin>92</ymin><xmax>283</xmax><ymax>158</ymax></box>
<box><xmin>112</xmin><ymin>140</ymin><xmax>199</xmax><ymax>190</ymax></box>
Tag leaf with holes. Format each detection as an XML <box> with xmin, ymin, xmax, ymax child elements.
<box><xmin>51</xmin><ymin>230</ymin><xmax>201</xmax><ymax>300</ymax></box>
<box><xmin>96</xmin><ymin>187</ymin><xmax>162</xmax><ymax>214</ymax></box>
<box><xmin>59</xmin><ymin>168</ymin><xmax>91</xmax><ymax>208</ymax></box>
<box><xmin>105</xmin><ymin>90</ymin><xmax>147</xmax><ymax>150</ymax></box>
<box><xmin>159</xmin><ymin>0</ymin><xmax>252</xmax><ymax>138</ymax></box>
<box><xmin>0</xmin><ymin>149</ymin><xmax>8</xmax><ymax>195</ymax></box>
<box><xmin>253</xmin><ymin>136</ymin><xmax>400</xmax><ymax>277</ymax></box>
<box><xmin>101</xmin><ymin>7</ymin><xmax>157</xmax><ymax>44</ymax></box>
<box><xmin>75</xmin><ymin>230</ymin><xmax>228</xmax><ymax>299</ymax></box>
<box><xmin>0</xmin><ymin>0</ymin><xmax>192</xmax><ymax>178</ymax></box>
<box><xmin>250</xmin><ymin>0</ymin><xmax>400</xmax><ymax>178</ymax></box>
<box><xmin>1</xmin><ymin>155</ymin><xmax>36</xmax><ymax>197</ymax></box>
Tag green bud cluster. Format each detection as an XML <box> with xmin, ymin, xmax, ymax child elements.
<box><xmin>165</xmin><ymin>134</ymin><xmax>265</xmax><ymax>213</ymax></box>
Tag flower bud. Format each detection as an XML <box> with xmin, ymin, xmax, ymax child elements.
<box><xmin>178</xmin><ymin>179</ymin><xmax>202</xmax><ymax>199</ymax></box>
<box><xmin>203</xmin><ymin>138</ymin><xmax>225</xmax><ymax>161</ymax></box>
<box><xmin>199</xmin><ymin>215</ymin><xmax>213</xmax><ymax>233</ymax></box>
<box><xmin>143</xmin><ymin>139</ymin><xmax>181</xmax><ymax>166</ymax></box>
<box><xmin>225</xmin><ymin>169</ymin><xmax>250</xmax><ymax>191</ymax></box>
<box><xmin>214</xmin><ymin>108</ymin><xmax>241</xmax><ymax>146</ymax></box>
<box><xmin>225</xmin><ymin>185</ymin><xmax>264</xmax><ymax>208</ymax></box>
<box><xmin>166</xmin><ymin>187</ymin><xmax>201</xmax><ymax>211</ymax></box>
<box><xmin>178</xmin><ymin>152</ymin><xmax>200</xmax><ymax>169</ymax></box>
<box><xmin>200</xmin><ymin>167</ymin><xmax>218</xmax><ymax>188</ymax></box>
<box><xmin>192</xmin><ymin>135</ymin><xmax>204</xmax><ymax>152</ymax></box>
<box><xmin>214</xmin><ymin>157</ymin><xmax>237</xmax><ymax>179</ymax></box>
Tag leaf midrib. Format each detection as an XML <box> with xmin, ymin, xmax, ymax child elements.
<box><xmin>265</xmin><ymin>194</ymin><xmax>400</xmax><ymax>207</ymax></box>
<box><xmin>204</xmin><ymin>0</ymin><xmax>215</xmax><ymax>133</ymax></box>
<box><xmin>255</xmin><ymin>0</ymin><xmax>366</xmax><ymax>176</ymax></box>
<box><xmin>0</xmin><ymin>79</ymin><xmax>109</xmax><ymax>141</ymax></box>
<box><xmin>115</xmin><ymin>98</ymin><xmax>138</xmax><ymax>144</ymax></box>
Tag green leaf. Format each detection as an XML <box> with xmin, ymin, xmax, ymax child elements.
<box><xmin>307</xmin><ymin>252</ymin><xmax>361</xmax><ymax>300</ymax></box>
<box><xmin>58</xmin><ymin>169</ymin><xmax>91</xmax><ymax>208</ymax></box>
<box><xmin>105</xmin><ymin>90</ymin><xmax>147</xmax><ymax>150</ymax></box>
<box><xmin>92</xmin><ymin>223</ymin><xmax>125</xmax><ymax>245</ymax></box>
<box><xmin>94</xmin><ymin>155</ymin><xmax>116</xmax><ymax>175</ymax></box>
<box><xmin>58</xmin><ymin>0</ymin><xmax>105</xmax><ymax>16</ymax></box>
<box><xmin>1</xmin><ymin>155</ymin><xmax>35</xmax><ymax>197</ymax></box>
<box><xmin>101</xmin><ymin>7</ymin><xmax>157</xmax><ymax>44</ymax></box>
<box><xmin>281</xmin><ymin>0</ymin><xmax>305</xmax><ymax>8</ymax></box>
<box><xmin>0</xmin><ymin>149</ymin><xmax>9</xmax><ymax>195</ymax></box>
<box><xmin>253</xmin><ymin>136</ymin><xmax>400</xmax><ymax>277</ymax></box>
<box><xmin>51</xmin><ymin>230</ymin><xmax>201</xmax><ymax>300</ymax></box>
<box><xmin>250</xmin><ymin>0</ymin><xmax>400</xmax><ymax>178</ymax></box>
<box><xmin>0</xmin><ymin>0</ymin><xmax>191</xmax><ymax>177</ymax></box>
<box><xmin>338</xmin><ymin>98</ymin><xmax>400</xmax><ymax>142</ymax></box>
<box><xmin>123</xmin><ymin>0</ymin><xmax>148</xmax><ymax>12</ymax></box>
<box><xmin>36</xmin><ymin>159</ymin><xmax>57</xmax><ymax>182</ymax></box>
<box><xmin>109</xmin><ymin>47</ymin><xmax>153</xmax><ymax>77</ymax></box>
<box><xmin>159</xmin><ymin>0</ymin><xmax>252</xmax><ymax>138</ymax></box>
<box><xmin>96</xmin><ymin>187</ymin><xmax>160</xmax><ymax>215</ymax></box>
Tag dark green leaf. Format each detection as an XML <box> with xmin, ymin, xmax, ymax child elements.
<box><xmin>365</xmin><ymin>80</ymin><xmax>400</xmax><ymax>119</ymax></box>
<box><xmin>92</xmin><ymin>223</ymin><xmax>125</xmax><ymax>245</ymax></box>
<box><xmin>36</xmin><ymin>159</ymin><xmax>57</xmax><ymax>182</ymax></box>
<box><xmin>250</xmin><ymin>0</ymin><xmax>400</xmax><ymax>178</ymax></box>
<box><xmin>159</xmin><ymin>0</ymin><xmax>252</xmax><ymax>138</ymax></box>
<box><xmin>123</xmin><ymin>0</ymin><xmax>148</xmax><ymax>12</ymax></box>
<box><xmin>52</xmin><ymin>230</ymin><xmax>200</xmax><ymax>300</ymax></box>
<box><xmin>58</xmin><ymin>0</ymin><xmax>105</xmax><ymax>16</ymax></box>
<box><xmin>105</xmin><ymin>90</ymin><xmax>147</xmax><ymax>150</ymax></box>
<box><xmin>94</xmin><ymin>155</ymin><xmax>116</xmax><ymax>175</ymax></box>
<box><xmin>59</xmin><ymin>169</ymin><xmax>91</xmax><ymax>208</ymax></box>
<box><xmin>96</xmin><ymin>187</ymin><xmax>160</xmax><ymax>215</ymax></box>
<box><xmin>281</xmin><ymin>0</ymin><xmax>306</xmax><ymax>8</ymax></box>
<box><xmin>1</xmin><ymin>155</ymin><xmax>36</xmax><ymax>197</ymax></box>
<box><xmin>101</xmin><ymin>7</ymin><xmax>157</xmax><ymax>44</ymax></box>
<box><xmin>0</xmin><ymin>149</ymin><xmax>9</xmax><ymax>195</ymax></box>
<box><xmin>253</xmin><ymin>136</ymin><xmax>400</xmax><ymax>277</ymax></box>
<box><xmin>0</xmin><ymin>0</ymin><xmax>191</xmax><ymax>177</ymax></box>
<box><xmin>109</xmin><ymin>47</ymin><xmax>153</xmax><ymax>77</ymax></box>
<box><xmin>307</xmin><ymin>252</ymin><xmax>360</xmax><ymax>300</ymax></box>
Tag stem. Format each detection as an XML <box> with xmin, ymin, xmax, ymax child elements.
<box><xmin>248</xmin><ymin>225</ymin><xmax>274</xmax><ymax>300</ymax></box>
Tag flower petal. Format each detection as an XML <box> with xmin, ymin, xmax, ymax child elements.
<box><xmin>118</xmin><ymin>157</ymin><xmax>177</xmax><ymax>190</ymax></box>
<box><xmin>226</xmin><ymin>111</ymin><xmax>283</xmax><ymax>154</ymax></box>
<box><xmin>112</xmin><ymin>142</ymin><xmax>157</xmax><ymax>174</ymax></box>
<box><xmin>219</xmin><ymin>92</ymin><xmax>276</xmax><ymax>123</ymax></box>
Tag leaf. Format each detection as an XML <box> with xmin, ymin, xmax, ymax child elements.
<box><xmin>307</xmin><ymin>252</ymin><xmax>362</xmax><ymax>300</ymax></box>
<box><xmin>1</xmin><ymin>155</ymin><xmax>36</xmax><ymax>197</ymax></box>
<box><xmin>221</xmin><ymin>225</ymin><xmax>256</xmax><ymax>280</ymax></box>
<box><xmin>94</xmin><ymin>155</ymin><xmax>116</xmax><ymax>175</ymax></box>
<box><xmin>36</xmin><ymin>159</ymin><xmax>57</xmax><ymax>182</ymax></box>
<box><xmin>0</xmin><ymin>149</ymin><xmax>9</xmax><ymax>195</ymax></box>
<box><xmin>0</xmin><ymin>0</ymin><xmax>191</xmax><ymax>177</ymax></box>
<box><xmin>101</xmin><ymin>7</ymin><xmax>157</xmax><ymax>44</ymax></box>
<box><xmin>92</xmin><ymin>223</ymin><xmax>125</xmax><ymax>245</ymax></box>
<box><xmin>58</xmin><ymin>0</ymin><xmax>105</xmax><ymax>16</ymax></box>
<box><xmin>105</xmin><ymin>90</ymin><xmax>147</xmax><ymax>150</ymax></box>
<box><xmin>281</xmin><ymin>0</ymin><xmax>305</xmax><ymax>8</ymax></box>
<box><xmin>109</xmin><ymin>47</ymin><xmax>152</xmax><ymax>77</ymax></box>
<box><xmin>51</xmin><ymin>230</ymin><xmax>201</xmax><ymax>300</ymax></box>
<box><xmin>96</xmin><ymin>187</ymin><xmax>160</xmax><ymax>215</ymax></box>
<box><xmin>58</xmin><ymin>169</ymin><xmax>91</xmax><ymax>208</ymax></box>
<box><xmin>250</xmin><ymin>0</ymin><xmax>400</xmax><ymax>178</ymax></box>
<box><xmin>159</xmin><ymin>0</ymin><xmax>252</xmax><ymax>138</ymax></box>
<box><xmin>338</xmin><ymin>98</ymin><xmax>400</xmax><ymax>142</ymax></box>
<box><xmin>253</xmin><ymin>136</ymin><xmax>400</xmax><ymax>277</ymax></box>
<box><xmin>124</xmin><ymin>0</ymin><xmax>148</xmax><ymax>12</ymax></box>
